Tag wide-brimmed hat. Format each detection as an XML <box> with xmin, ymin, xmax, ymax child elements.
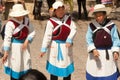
<box><xmin>52</xmin><ymin>1</ymin><xmax>64</xmax><ymax>10</ymax></box>
<box><xmin>89</xmin><ymin>4</ymin><xmax>112</xmax><ymax>17</ymax></box>
<box><xmin>9</xmin><ymin>4</ymin><xmax>29</xmax><ymax>17</ymax></box>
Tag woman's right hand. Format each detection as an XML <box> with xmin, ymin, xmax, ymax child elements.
<box><xmin>93</xmin><ymin>49</ymin><xmax>99</xmax><ymax>57</ymax></box>
<box><xmin>2</xmin><ymin>51</ymin><xmax>8</xmax><ymax>64</ymax></box>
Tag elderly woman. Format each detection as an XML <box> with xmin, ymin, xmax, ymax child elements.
<box><xmin>2</xmin><ymin>4</ymin><xmax>35</xmax><ymax>80</ymax></box>
<box><xmin>86</xmin><ymin>4</ymin><xmax>120</xmax><ymax>80</ymax></box>
<box><xmin>40</xmin><ymin>1</ymin><xmax>76</xmax><ymax>80</ymax></box>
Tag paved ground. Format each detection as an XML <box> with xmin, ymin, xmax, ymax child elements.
<box><xmin>0</xmin><ymin>0</ymin><xmax>120</xmax><ymax>80</ymax></box>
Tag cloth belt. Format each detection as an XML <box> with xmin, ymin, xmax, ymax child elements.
<box><xmin>55</xmin><ymin>40</ymin><xmax>66</xmax><ymax>61</ymax></box>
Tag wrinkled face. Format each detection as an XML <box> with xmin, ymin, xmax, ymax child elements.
<box><xmin>54</xmin><ymin>6</ymin><xmax>65</xmax><ymax>19</ymax></box>
<box><xmin>94</xmin><ymin>12</ymin><xmax>106</xmax><ymax>24</ymax></box>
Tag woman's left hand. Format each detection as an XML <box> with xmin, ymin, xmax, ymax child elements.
<box><xmin>66</xmin><ymin>42</ymin><xmax>72</xmax><ymax>48</ymax></box>
<box><xmin>22</xmin><ymin>40</ymin><xmax>29</xmax><ymax>51</ymax></box>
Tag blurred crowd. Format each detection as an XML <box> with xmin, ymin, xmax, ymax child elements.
<box><xmin>0</xmin><ymin>0</ymin><xmax>120</xmax><ymax>21</ymax></box>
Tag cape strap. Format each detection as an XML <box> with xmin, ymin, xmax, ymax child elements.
<box><xmin>12</xmin><ymin>17</ymin><xmax>29</xmax><ymax>35</ymax></box>
<box><xmin>91</xmin><ymin>20</ymin><xmax>114</xmax><ymax>34</ymax></box>
<box><xmin>50</xmin><ymin>15</ymin><xmax>70</xmax><ymax>32</ymax></box>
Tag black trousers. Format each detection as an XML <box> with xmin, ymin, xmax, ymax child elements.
<box><xmin>33</xmin><ymin>1</ymin><xmax>42</xmax><ymax>20</ymax></box>
<box><xmin>77</xmin><ymin>0</ymin><xmax>88</xmax><ymax>19</ymax></box>
<box><xmin>47</xmin><ymin>0</ymin><xmax>55</xmax><ymax>9</ymax></box>
<box><xmin>33</xmin><ymin>0</ymin><xmax>55</xmax><ymax>20</ymax></box>
<box><xmin>50</xmin><ymin>74</ymin><xmax>71</xmax><ymax>80</ymax></box>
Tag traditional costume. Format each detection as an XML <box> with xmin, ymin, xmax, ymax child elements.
<box><xmin>86</xmin><ymin>4</ymin><xmax>120</xmax><ymax>80</ymax></box>
<box><xmin>3</xmin><ymin>4</ymin><xmax>35</xmax><ymax>79</ymax></box>
<box><xmin>41</xmin><ymin>14</ymin><xmax>76</xmax><ymax>77</ymax></box>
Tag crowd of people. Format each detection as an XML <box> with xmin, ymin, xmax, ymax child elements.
<box><xmin>0</xmin><ymin>0</ymin><xmax>120</xmax><ymax>80</ymax></box>
<box><xmin>0</xmin><ymin>0</ymin><xmax>120</xmax><ymax>20</ymax></box>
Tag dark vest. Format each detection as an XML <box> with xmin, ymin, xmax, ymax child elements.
<box><xmin>90</xmin><ymin>20</ymin><xmax>114</xmax><ymax>49</ymax></box>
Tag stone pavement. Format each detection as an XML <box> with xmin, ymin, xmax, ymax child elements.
<box><xmin>0</xmin><ymin>0</ymin><xmax>120</xmax><ymax>80</ymax></box>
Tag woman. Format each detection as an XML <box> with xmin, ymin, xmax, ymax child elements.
<box><xmin>40</xmin><ymin>1</ymin><xmax>76</xmax><ymax>80</ymax></box>
<box><xmin>2</xmin><ymin>4</ymin><xmax>35</xmax><ymax>80</ymax></box>
<box><xmin>86</xmin><ymin>4</ymin><xmax>120</xmax><ymax>80</ymax></box>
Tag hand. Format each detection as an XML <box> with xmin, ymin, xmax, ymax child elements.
<box><xmin>2</xmin><ymin>51</ymin><xmax>8</xmax><ymax>64</ymax></box>
<box><xmin>22</xmin><ymin>40</ymin><xmax>29</xmax><ymax>51</ymax></box>
<box><xmin>66</xmin><ymin>43</ymin><xmax>72</xmax><ymax>48</ymax></box>
<box><xmin>113</xmin><ymin>52</ymin><xmax>119</xmax><ymax>60</ymax></box>
<box><xmin>39</xmin><ymin>52</ymin><xmax>45</xmax><ymax>58</ymax></box>
<box><xmin>93</xmin><ymin>49</ymin><xmax>99</xmax><ymax>57</ymax></box>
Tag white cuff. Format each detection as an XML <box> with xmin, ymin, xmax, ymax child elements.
<box><xmin>87</xmin><ymin>44</ymin><xmax>96</xmax><ymax>53</ymax></box>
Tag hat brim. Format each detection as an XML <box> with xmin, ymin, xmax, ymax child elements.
<box><xmin>88</xmin><ymin>7</ymin><xmax>112</xmax><ymax>17</ymax></box>
<box><xmin>9</xmin><ymin>10</ymin><xmax>29</xmax><ymax>17</ymax></box>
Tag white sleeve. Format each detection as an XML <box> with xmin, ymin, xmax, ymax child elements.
<box><xmin>41</xmin><ymin>20</ymin><xmax>54</xmax><ymax>48</ymax></box>
<box><xmin>26</xmin><ymin>21</ymin><xmax>36</xmax><ymax>42</ymax></box>
<box><xmin>3</xmin><ymin>21</ymin><xmax>15</xmax><ymax>51</ymax></box>
<box><xmin>67</xmin><ymin>20</ymin><xmax>77</xmax><ymax>41</ymax></box>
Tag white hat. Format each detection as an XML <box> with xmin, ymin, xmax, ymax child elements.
<box><xmin>89</xmin><ymin>4</ymin><xmax>112</xmax><ymax>17</ymax></box>
<box><xmin>9</xmin><ymin>4</ymin><xmax>29</xmax><ymax>17</ymax></box>
<box><xmin>52</xmin><ymin>1</ymin><xmax>64</xmax><ymax>10</ymax></box>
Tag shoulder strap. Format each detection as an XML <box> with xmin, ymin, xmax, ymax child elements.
<box><xmin>50</xmin><ymin>15</ymin><xmax>71</xmax><ymax>32</ymax></box>
<box><xmin>12</xmin><ymin>17</ymin><xmax>29</xmax><ymax>35</ymax></box>
<box><xmin>91</xmin><ymin>20</ymin><xmax>114</xmax><ymax>34</ymax></box>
